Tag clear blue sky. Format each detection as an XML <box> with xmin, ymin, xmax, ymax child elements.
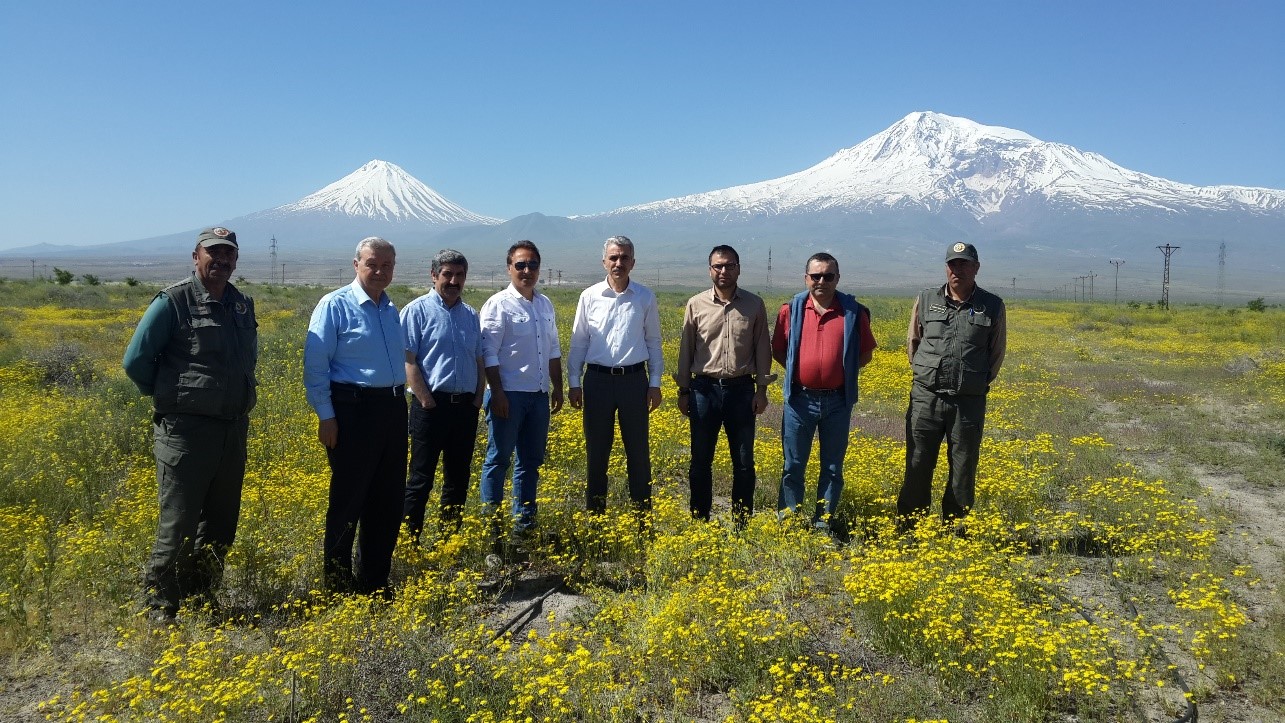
<box><xmin>2</xmin><ymin>0</ymin><xmax>1282</xmax><ymax>248</ymax></box>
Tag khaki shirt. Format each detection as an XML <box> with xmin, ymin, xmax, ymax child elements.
<box><xmin>676</xmin><ymin>287</ymin><xmax>775</xmax><ymax>388</ymax></box>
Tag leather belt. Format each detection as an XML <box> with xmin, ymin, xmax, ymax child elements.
<box><xmin>331</xmin><ymin>382</ymin><xmax>406</xmax><ymax>399</ymax></box>
<box><xmin>431</xmin><ymin>391</ymin><xmax>475</xmax><ymax>404</ymax></box>
<box><xmin>695</xmin><ymin>374</ymin><xmax>754</xmax><ymax>388</ymax></box>
<box><xmin>587</xmin><ymin>362</ymin><xmax>646</xmax><ymax>376</ymax></box>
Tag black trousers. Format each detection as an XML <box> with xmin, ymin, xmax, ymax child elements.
<box><xmin>583</xmin><ymin>368</ymin><xmax>652</xmax><ymax>512</ymax></box>
<box><xmin>404</xmin><ymin>392</ymin><xmax>480</xmax><ymax>538</ymax></box>
<box><xmin>324</xmin><ymin>387</ymin><xmax>407</xmax><ymax>594</ymax></box>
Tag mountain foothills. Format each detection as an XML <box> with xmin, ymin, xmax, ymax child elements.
<box><xmin>7</xmin><ymin>112</ymin><xmax>1283</xmax><ymax>296</ymax></box>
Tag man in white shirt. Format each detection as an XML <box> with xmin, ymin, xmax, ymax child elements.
<box><xmin>479</xmin><ymin>240</ymin><xmax>564</xmax><ymax>532</ymax></box>
<box><xmin>568</xmin><ymin>235</ymin><xmax>663</xmax><ymax>513</ymax></box>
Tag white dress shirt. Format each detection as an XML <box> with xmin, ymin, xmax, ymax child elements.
<box><xmin>480</xmin><ymin>284</ymin><xmax>561</xmax><ymax>393</ymax></box>
<box><xmin>568</xmin><ymin>278</ymin><xmax>663</xmax><ymax>388</ymax></box>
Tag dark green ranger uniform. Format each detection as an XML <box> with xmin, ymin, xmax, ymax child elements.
<box><xmin>124</xmin><ymin>273</ymin><xmax>257</xmax><ymax>616</ymax></box>
<box><xmin>897</xmin><ymin>283</ymin><xmax>1005</xmax><ymax>525</ymax></box>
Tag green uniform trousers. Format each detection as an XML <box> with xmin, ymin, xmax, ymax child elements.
<box><xmin>898</xmin><ymin>384</ymin><xmax>987</xmax><ymax>526</ymax></box>
<box><xmin>145</xmin><ymin>413</ymin><xmax>248</xmax><ymax>615</ymax></box>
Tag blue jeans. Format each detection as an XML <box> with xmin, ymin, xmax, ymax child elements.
<box><xmin>688</xmin><ymin>377</ymin><xmax>757</xmax><ymax>521</ymax></box>
<box><xmin>482</xmin><ymin>390</ymin><xmax>549</xmax><ymax>529</ymax></box>
<box><xmin>778</xmin><ymin>389</ymin><xmax>852</xmax><ymax>524</ymax></box>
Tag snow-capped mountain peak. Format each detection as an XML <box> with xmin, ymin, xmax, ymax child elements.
<box><xmin>604</xmin><ymin>111</ymin><xmax>1285</xmax><ymax>220</ymax></box>
<box><xmin>271</xmin><ymin>159</ymin><xmax>499</xmax><ymax>225</ymax></box>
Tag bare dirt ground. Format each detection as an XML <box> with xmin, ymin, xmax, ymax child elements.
<box><xmin>1094</xmin><ymin>377</ymin><xmax>1285</xmax><ymax>722</ymax></box>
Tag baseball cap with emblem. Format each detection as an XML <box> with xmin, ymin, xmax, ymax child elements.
<box><xmin>197</xmin><ymin>227</ymin><xmax>238</xmax><ymax>249</ymax></box>
<box><xmin>945</xmin><ymin>242</ymin><xmax>978</xmax><ymax>262</ymax></box>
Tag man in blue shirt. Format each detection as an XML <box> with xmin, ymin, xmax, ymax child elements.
<box><xmin>122</xmin><ymin>226</ymin><xmax>257</xmax><ymax>622</ymax></box>
<box><xmin>304</xmin><ymin>237</ymin><xmax>407</xmax><ymax>596</ymax></box>
<box><xmin>400</xmin><ymin>249</ymin><xmax>484</xmax><ymax>540</ymax></box>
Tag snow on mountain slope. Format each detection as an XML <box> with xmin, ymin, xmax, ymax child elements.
<box><xmin>264</xmin><ymin>160</ymin><xmax>499</xmax><ymax>225</ymax></box>
<box><xmin>603</xmin><ymin>112</ymin><xmax>1285</xmax><ymax>219</ymax></box>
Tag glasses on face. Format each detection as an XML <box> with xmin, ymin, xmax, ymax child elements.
<box><xmin>512</xmin><ymin>261</ymin><xmax>540</xmax><ymax>271</ymax></box>
<box><xmin>808</xmin><ymin>273</ymin><xmax>836</xmax><ymax>282</ymax></box>
<box><xmin>710</xmin><ymin>263</ymin><xmax>738</xmax><ymax>271</ymax></box>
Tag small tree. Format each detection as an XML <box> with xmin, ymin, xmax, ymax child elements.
<box><xmin>52</xmin><ymin>267</ymin><xmax>74</xmax><ymax>285</ymax></box>
<box><xmin>124</xmin><ymin>277</ymin><xmax>140</xmax><ymax>287</ymax></box>
<box><xmin>1247</xmin><ymin>297</ymin><xmax>1266</xmax><ymax>313</ymax></box>
<box><xmin>81</xmin><ymin>273</ymin><xmax>100</xmax><ymax>286</ymax></box>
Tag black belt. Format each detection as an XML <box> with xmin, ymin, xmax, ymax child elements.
<box><xmin>800</xmin><ymin>385</ymin><xmax>842</xmax><ymax>395</ymax></box>
<box><xmin>331</xmin><ymin>382</ymin><xmax>406</xmax><ymax>399</ymax></box>
<box><xmin>695</xmin><ymin>374</ymin><xmax>754</xmax><ymax>388</ymax></box>
<box><xmin>587</xmin><ymin>362</ymin><xmax>646</xmax><ymax>376</ymax></box>
<box><xmin>431</xmin><ymin>391</ymin><xmax>475</xmax><ymax>404</ymax></box>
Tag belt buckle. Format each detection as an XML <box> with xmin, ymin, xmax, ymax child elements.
<box><xmin>610</xmin><ymin>366</ymin><xmax>625</xmax><ymax>376</ymax></box>
<box><xmin>450</xmin><ymin>392</ymin><xmax>467</xmax><ymax>404</ymax></box>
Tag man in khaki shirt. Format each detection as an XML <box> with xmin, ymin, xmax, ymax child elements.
<box><xmin>675</xmin><ymin>244</ymin><xmax>774</xmax><ymax>524</ymax></box>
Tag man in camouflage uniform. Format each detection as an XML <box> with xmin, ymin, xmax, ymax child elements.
<box><xmin>897</xmin><ymin>242</ymin><xmax>1006</xmax><ymax>531</ymax></box>
<box><xmin>123</xmin><ymin>227</ymin><xmax>258</xmax><ymax>621</ymax></box>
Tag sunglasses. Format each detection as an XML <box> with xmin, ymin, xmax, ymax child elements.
<box><xmin>512</xmin><ymin>261</ymin><xmax>540</xmax><ymax>271</ymax></box>
<box><xmin>710</xmin><ymin>263</ymin><xmax>738</xmax><ymax>271</ymax></box>
<box><xmin>808</xmin><ymin>273</ymin><xmax>836</xmax><ymax>282</ymax></box>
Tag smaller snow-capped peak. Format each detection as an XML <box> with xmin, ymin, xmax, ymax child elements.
<box><xmin>273</xmin><ymin>160</ymin><xmax>499</xmax><ymax>225</ymax></box>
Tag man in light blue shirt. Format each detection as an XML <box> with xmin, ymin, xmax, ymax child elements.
<box><xmin>303</xmin><ymin>236</ymin><xmax>407</xmax><ymax>596</ymax></box>
<box><xmin>400</xmin><ymin>249</ymin><xmax>484</xmax><ymax>540</ymax></box>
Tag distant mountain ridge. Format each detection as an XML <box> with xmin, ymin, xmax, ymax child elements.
<box><xmin>4</xmin><ymin>112</ymin><xmax>1282</xmax><ymax>298</ymax></box>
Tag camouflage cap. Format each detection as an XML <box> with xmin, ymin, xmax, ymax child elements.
<box><xmin>945</xmin><ymin>241</ymin><xmax>978</xmax><ymax>262</ymax></box>
<box><xmin>197</xmin><ymin>227</ymin><xmax>238</xmax><ymax>249</ymax></box>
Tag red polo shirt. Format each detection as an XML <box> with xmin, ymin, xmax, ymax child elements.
<box><xmin>772</xmin><ymin>298</ymin><xmax>876</xmax><ymax>390</ymax></box>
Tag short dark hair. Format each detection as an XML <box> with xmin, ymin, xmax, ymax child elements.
<box><xmin>805</xmin><ymin>252</ymin><xmax>839</xmax><ymax>274</ymax></box>
<box><xmin>708</xmin><ymin>245</ymin><xmax>739</xmax><ymax>265</ymax></box>
<box><xmin>507</xmin><ymin>240</ymin><xmax>541</xmax><ymax>266</ymax></box>
<box><xmin>431</xmin><ymin>248</ymin><xmax>468</xmax><ymax>275</ymax></box>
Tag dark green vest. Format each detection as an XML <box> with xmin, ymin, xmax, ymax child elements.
<box><xmin>911</xmin><ymin>285</ymin><xmax>1003</xmax><ymax>396</ymax></box>
<box><xmin>152</xmin><ymin>275</ymin><xmax>258</xmax><ymax>419</ymax></box>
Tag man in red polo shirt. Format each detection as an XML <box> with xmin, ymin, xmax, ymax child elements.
<box><xmin>772</xmin><ymin>252</ymin><xmax>876</xmax><ymax>531</ymax></box>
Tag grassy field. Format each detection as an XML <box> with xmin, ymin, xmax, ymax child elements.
<box><xmin>0</xmin><ymin>277</ymin><xmax>1282</xmax><ymax>722</ymax></box>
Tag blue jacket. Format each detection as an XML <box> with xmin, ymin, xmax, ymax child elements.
<box><xmin>781</xmin><ymin>291</ymin><xmax>868</xmax><ymax>407</ymax></box>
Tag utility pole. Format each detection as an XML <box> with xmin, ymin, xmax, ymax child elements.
<box><xmin>281</xmin><ymin>263</ymin><xmax>286</xmax><ymax>285</ymax></box>
<box><xmin>30</xmin><ymin>259</ymin><xmax>35</xmax><ymax>280</ymax></box>
<box><xmin>1217</xmin><ymin>241</ymin><xmax>1226</xmax><ymax>307</ymax></box>
<box><xmin>1109</xmin><ymin>259</ymin><xmax>1125</xmax><ymax>304</ymax></box>
<box><xmin>1157</xmin><ymin>244</ymin><xmax>1180</xmax><ymax>309</ymax></box>
<box><xmin>556</xmin><ymin>270</ymin><xmax>563</xmax><ymax>287</ymax></box>
<box><xmin>1086</xmin><ymin>271</ymin><xmax>1098</xmax><ymax>302</ymax></box>
<box><xmin>269</xmin><ymin>235</ymin><xmax>278</xmax><ymax>284</ymax></box>
<box><xmin>766</xmin><ymin>247</ymin><xmax>773</xmax><ymax>290</ymax></box>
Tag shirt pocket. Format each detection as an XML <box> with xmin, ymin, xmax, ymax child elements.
<box><xmin>509</xmin><ymin>311</ymin><xmax>534</xmax><ymax>336</ymax></box>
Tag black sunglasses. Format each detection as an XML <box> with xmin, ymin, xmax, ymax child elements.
<box><xmin>808</xmin><ymin>273</ymin><xmax>836</xmax><ymax>282</ymax></box>
<box><xmin>512</xmin><ymin>261</ymin><xmax>541</xmax><ymax>271</ymax></box>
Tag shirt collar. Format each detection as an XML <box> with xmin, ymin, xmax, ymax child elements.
<box><xmin>349</xmin><ymin>278</ymin><xmax>388</xmax><ymax>308</ymax></box>
<box><xmin>709</xmin><ymin>286</ymin><xmax>740</xmax><ymax>303</ymax></box>
<box><xmin>601</xmin><ymin>278</ymin><xmax>633</xmax><ymax>296</ymax></box>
